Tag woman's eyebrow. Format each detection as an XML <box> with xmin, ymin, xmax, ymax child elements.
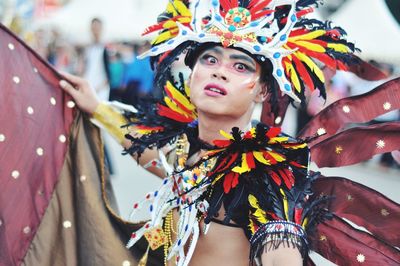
<box><xmin>204</xmin><ymin>47</ymin><xmax>223</xmax><ymax>55</ymax></box>
<box><xmin>229</xmin><ymin>54</ymin><xmax>256</xmax><ymax>67</ymax></box>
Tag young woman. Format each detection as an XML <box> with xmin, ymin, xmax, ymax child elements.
<box><xmin>58</xmin><ymin>0</ymin><xmax>400</xmax><ymax>265</ymax></box>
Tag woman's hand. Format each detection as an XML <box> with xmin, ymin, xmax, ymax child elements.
<box><xmin>59</xmin><ymin>71</ymin><xmax>100</xmax><ymax>115</ymax></box>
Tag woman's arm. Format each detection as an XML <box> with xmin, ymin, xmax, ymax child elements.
<box><xmin>59</xmin><ymin>72</ymin><xmax>165</xmax><ymax>178</ymax></box>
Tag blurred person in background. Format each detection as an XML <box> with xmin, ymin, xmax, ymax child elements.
<box><xmin>106</xmin><ymin>44</ymin><xmax>125</xmax><ymax>101</ymax></box>
<box><xmin>83</xmin><ymin>17</ymin><xmax>110</xmax><ymax>102</ymax></box>
<box><xmin>83</xmin><ymin>17</ymin><xmax>114</xmax><ymax>174</ymax></box>
<box><xmin>121</xmin><ymin>41</ymin><xmax>154</xmax><ymax>106</ymax></box>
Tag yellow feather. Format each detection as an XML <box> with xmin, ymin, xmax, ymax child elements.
<box><xmin>280</xmin><ymin>189</ymin><xmax>289</xmax><ymax>220</ymax></box>
<box><xmin>267</xmin><ymin>151</ymin><xmax>286</xmax><ymax>162</ymax></box>
<box><xmin>248</xmin><ymin>195</ymin><xmax>267</xmax><ymax>224</ymax></box>
<box><xmin>327</xmin><ymin>43</ymin><xmax>350</xmax><ymax>53</ymax></box>
<box><xmin>288</xmin><ymin>63</ymin><xmax>301</xmax><ymax>93</ymax></box>
<box><xmin>212</xmin><ymin>173</ymin><xmax>224</xmax><ymax>185</ymax></box>
<box><xmin>289</xmin><ymin>29</ymin><xmax>326</xmax><ymax>41</ymax></box>
<box><xmin>296</xmin><ymin>52</ymin><xmax>325</xmax><ymax>83</ymax></box>
<box><xmin>253</xmin><ymin>151</ymin><xmax>271</xmax><ymax>165</ymax></box>
<box><xmin>173</xmin><ymin>0</ymin><xmax>192</xmax><ymax>16</ymax></box>
<box><xmin>152</xmin><ymin>31</ymin><xmax>173</xmax><ymax>45</ymax></box>
<box><xmin>184</xmin><ymin>83</ymin><xmax>191</xmax><ymax>97</ymax></box>
<box><xmin>232</xmin><ymin>153</ymin><xmax>250</xmax><ymax>174</ymax></box>
<box><xmin>219</xmin><ymin>130</ymin><xmax>234</xmax><ymax>140</ymax></box>
<box><xmin>302</xmin><ymin>217</ymin><xmax>309</xmax><ymax>228</ymax></box>
<box><xmin>166</xmin><ymin>81</ymin><xmax>196</xmax><ymax>111</ymax></box>
<box><xmin>295</xmin><ymin>40</ymin><xmax>326</xmax><ymax>53</ymax></box>
<box><xmin>269</xmin><ymin>137</ymin><xmax>289</xmax><ymax>143</ymax></box>
<box><xmin>164</xmin><ymin>96</ymin><xmax>189</xmax><ymax>117</ymax></box>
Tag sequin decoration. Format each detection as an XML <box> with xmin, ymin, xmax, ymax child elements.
<box><xmin>335</xmin><ymin>145</ymin><xmax>343</xmax><ymax>154</ymax></box>
<box><xmin>383</xmin><ymin>102</ymin><xmax>391</xmax><ymax>110</ymax></box>
<box><xmin>342</xmin><ymin>105</ymin><xmax>350</xmax><ymax>113</ymax></box>
<box><xmin>11</xmin><ymin>170</ymin><xmax>20</xmax><ymax>179</ymax></box>
<box><xmin>381</xmin><ymin>209</ymin><xmax>390</xmax><ymax>217</ymax></box>
<box><xmin>13</xmin><ymin>76</ymin><xmax>20</xmax><ymax>84</ymax></box>
<box><xmin>59</xmin><ymin>134</ymin><xmax>67</xmax><ymax>143</ymax></box>
<box><xmin>317</xmin><ymin>128</ymin><xmax>326</xmax><ymax>136</ymax></box>
<box><xmin>347</xmin><ymin>194</ymin><xmax>354</xmax><ymax>201</ymax></box>
<box><xmin>376</xmin><ymin>139</ymin><xmax>385</xmax><ymax>149</ymax></box>
<box><xmin>0</xmin><ymin>134</ymin><xmax>5</xmax><ymax>142</ymax></box>
<box><xmin>356</xmin><ymin>253</ymin><xmax>365</xmax><ymax>263</ymax></box>
<box><xmin>63</xmin><ymin>220</ymin><xmax>72</xmax><ymax>228</ymax></box>
<box><xmin>8</xmin><ymin>43</ymin><xmax>15</xmax><ymax>50</ymax></box>
<box><xmin>319</xmin><ymin>235</ymin><xmax>327</xmax><ymax>241</ymax></box>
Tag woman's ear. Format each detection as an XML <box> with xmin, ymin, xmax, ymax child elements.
<box><xmin>254</xmin><ymin>84</ymin><xmax>269</xmax><ymax>103</ymax></box>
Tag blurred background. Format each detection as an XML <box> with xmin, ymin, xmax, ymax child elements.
<box><xmin>1</xmin><ymin>1</ymin><xmax>399</xmax><ymax>264</ymax></box>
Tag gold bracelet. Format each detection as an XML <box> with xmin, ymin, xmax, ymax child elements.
<box><xmin>91</xmin><ymin>102</ymin><xmax>128</xmax><ymax>145</ymax></box>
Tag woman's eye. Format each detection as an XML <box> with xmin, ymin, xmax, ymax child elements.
<box><xmin>201</xmin><ymin>54</ymin><xmax>217</xmax><ymax>65</ymax></box>
<box><xmin>206</xmin><ymin>56</ymin><xmax>217</xmax><ymax>64</ymax></box>
<box><xmin>234</xmin><ymin>63</ymin><xmax>248</xmax><ymax>72</ymax></box>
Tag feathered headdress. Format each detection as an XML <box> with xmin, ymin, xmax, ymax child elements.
<box><xmin>140</xmin><ymin>0</ymin><xmax>358</xmax><ymax>102</ymax></box>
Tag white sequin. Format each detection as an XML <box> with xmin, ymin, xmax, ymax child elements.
<box><xmin>36</xmin><ymin>148</ymin><xmax>44</xmax><ymax>156</ymax></box>
<box><xmin>0</xmin><ymin>134</ymin><xmax>5</xmax><ymax>142</ymax></box>
<box><xmin>80</xmin><ymin>175</ymin><xmax>87</xmax><ymax>182</ymax></box>
<box><xmin>0</xmin><ymin>219</ymin><xmax>2</xmax><ymax>227</ymax></box>
<box><xmin>23</xmin><ymin>226</ymin><xmax>31</xmax><ymax>234</ymax></box>
<box><xmin>50</xmin><ymin>97</ymin><xmax>57</xmax><ymax>105</ymax></box>
<box><xmin>122</xmin><ymin>261</ymin><xmax>131</xmax><ymax>266</ymax></box>
<box><xmin>59</xmin><ymin>134</ymin><xmax>67</xmax><ymax>143</ymax></box>
<box><xmin>12</xmin><ymin>171</ymin><xmax>20</xmax><ymax>179</ymax></box>
<box><xmin>274</xmin><ymin>116</ymin><xmax>282</xmax><ymax>124</ymax></box>
<box><xmin>63</xmin><ymin>221</ymin><xmax>72</xmax><ymax>228</ymax></box>
<box><xmin>33</xmin><ymin>68</ymin><xmax>38</xmax><ymax>73</ymax></box>
<box><xmin>376</xmin><ymin>139</ymin><xmax>385</xmax><ymax>149</ymax></box>
<box><xmin>317</xmin><ymin>128</ymin><xmax>326</xmax><ymax>136</ymax></box>
<box><xmin>27</xmin><ymin>106</ymin><xmax>34</xmax><ymax>115</ymax></box>
<box><xmin>67</xmin><ymin>101</ymin><xmax>75</xmax><ymax>108</ymax></box>
<box><xmin>342</xmin><ymin>105</ymin><xmax>350</xmax><ymax>113</ymax></box>
<box><xmin>356</xmin><ymin>253</ymin><xmax>365</xmax><ymax>263</ymax></box>
<box><xmin>13</xmin><ymin>76</ymin><xmax>20</xmax><ymax>84</ymax></box>
<box><xmin>383</xmin><ymin>102</ymin><xmax>391</xmax><ymax>111</ymax></box>
<box><xmin>8</xmin><ymin>43</ymin><xmax>15</xmax><ymax>50</ymax></box>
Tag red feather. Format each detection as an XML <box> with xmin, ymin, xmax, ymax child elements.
<box><xmin>289</xmin><ymin>28</ymin><xmax>310</xmax><ymax>38</ymax></box>
<box><xmin>220</xmin><ymin>0</ymin><xmax>232</xmax><ymax>11</ymax></box>
<box><xmin>231</xmin><ymin>172</ymin><xmax>239</xmax><ymax>189</ymax></box>
<box><xmin>157</xmin><ymin>104</ymin><xmax>194</xmax><ymax>123</ymax></box>
<box><xmin>263</xmin><ymin>151</ymin><xmax>277</xmax><ymax>164</ymax></box>
<box><xmin>213</xmin><ymin>139</ymin><xmax>232</xmax><ymax>147</ymax></box>
<box><xmin>292</xmin><ymin>55</ymin><xmax>315</xmax><ymax>91</ymax></box>
<box><xmin>251</xmin><ymin>9</ymin><xmax>275</xmax><ymax>21</ymax></box>
<box><xmin>223</xmin><ymin>172</ymin><xmax>235</xmax><ymax>193</ymax></box>
<box><xmin>280</xmin><ymin>7</ymin><xmax>313</xmax><ymax>24</ymax></box>
<box><xmin>266</xmin><ymin>127</ymin><xmax>281</xmax><ymax>138</ymax></box>
<box><xmin>294</xmin><ymin>207</ymin><xmax>303</xmax><ymax>224</ymax></box>
<box><xmin>289</xmin><ymin>161</ymin><xmax>305</xmax><ymax>168</ymax></box>
<box><xmin>211</xmin><ymin>152</ymin><xmax>239</xmax><ymax>175</ymax></box>
<box><xmin>268</xmin><ymin>170</ymin><xmax>281</xmax><ymax>186</ymax></box>
<box><xmin>250</xmin><ymin>0</ymin><xmax>273</xmax><ymax>14</ymax></box>
<box><xmin>164</xmin><ymin>85</ymin><xmax>193</xmax><ymax>114</ymax></box>
<box><xmin>246</xmin><ymin>152</ymin><xmax>256</xmax><ymax>169</ymax></box>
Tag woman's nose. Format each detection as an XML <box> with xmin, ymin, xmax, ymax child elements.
<box><xmin>211</xmin><ymin>72</ymin><xmax>228</xmax><ymax>81</ymax></box>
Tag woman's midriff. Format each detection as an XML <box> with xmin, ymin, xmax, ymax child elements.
<box><xmin>167</xmin><ymin>207</ymin><xmax>250</xmax><ymax>266</ymax></box>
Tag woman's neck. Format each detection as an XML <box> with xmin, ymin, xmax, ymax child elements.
<box><xmin>197</xmin><ymin>111</ymin><xmax>253</xmax><ymax>144</ymax></box>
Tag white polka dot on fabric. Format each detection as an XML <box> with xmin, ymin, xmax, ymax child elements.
<box><xmin>27</xmin><ymin>106</ymin><xmax>34</xmax><ymax>115</ymax></box>
<box><xmin>67</xmin><ymin>101</ymin><xmax>75</xmax><ymax>108</ymax></box>
<box><xmin>36</xmin><ymin>148</ymin><xmax>44</xmax><ymax>156</ymax></box>
<box><xmin>13</xmin><ymin>76</ymin><xmax>20</xmax><ymax>84</ymax></box>
<box><xmin>11</xmin><ymin>170</ymin><xmax>20</xmax><ymax>179</ymax></box>
<box><xmin>122</xmin><ymin>261</ymin><xmax>131</xmax><ymax>266</ymax></box>
<box><xmin>23</xmin><ymin>226</ymin><xmax>31</xmax><ymax>234</ymax></box>
<box><xmin>50</xmin><ymin>97</ymin><xmax>56</xmax><ymax>105</ymax></box>
<box><xmin>8</xmin><ymin>43</ymin><xmax>15</xmax><ymax>50</ymax></box>
<box><xmin>0</xmin><ymin>134</ymin><xmax>5</xmax><ymax>142</ymax></box>
<box><xmin>63</xmin><ymin>221</ymin><xmax>72</xmax><ymax>228</ymax></box>
<box><xmin>59</xmin><ymin>134</ymin><xmax>67</xmax><ymax>143</ymax></box>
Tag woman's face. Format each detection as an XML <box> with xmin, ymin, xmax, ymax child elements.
<box><xmin>189</xmin><ymin>46</ymin><xmax>266</xmax><ymax>119</ymax></box>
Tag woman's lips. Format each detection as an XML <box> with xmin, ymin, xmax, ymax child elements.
<box><xmin>204</xmin><ymin>84</ymin><xmax>228</xmax><ymax>97</ymax></box>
